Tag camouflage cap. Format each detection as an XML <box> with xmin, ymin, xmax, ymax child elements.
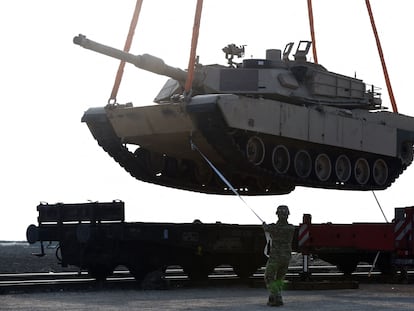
<box><xmin>276</xmin><ymin>205</ymin><xmax>290</xmax><ymax>216</ymax></box>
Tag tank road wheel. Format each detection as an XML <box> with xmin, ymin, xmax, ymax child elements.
<box><xmin>272</xmin><ymin>145</ymin><xmax>290</xmax><ymax>174</ymax></box>
<box><xmin>294</xmin><ymin>150</ymin><xmax>312</xmax><ymax>178</ymax></box>
<box><xmin>246</xmin><ymin>136</ymin><xmax>265</xmax><ymax>165</ymax></box>
<box><xmin>314</xmin><ymin>153</ymin><xmax>332</xmax><ymax>181</ymax></box>
<box><xmin>354</xmin><ymin>158</ymin><xmax>370</xmax><ymax>185</ymax></box>
<box><xmin>335</xmin><ymin>155</ymin><xmax>352</xmax><ymax>182</ymax></box>
<box><xmin>373</xmin><ymin>159</ymin><xmax>389</xmax><ymax>186</ymax></box>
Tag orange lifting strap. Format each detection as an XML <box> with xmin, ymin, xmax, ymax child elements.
<box><xmin>184</xmin><ymin>0</ymin><xmax>204</xmax><ymax>95</ymax></box>
<box><xmin>307</xmin><ymin>0</ymin><xmax>318</xmax><ymax>64</ymax></box>
<box><xmin>109</xmin><ymin>0</ymin><xmax>144</xmax><ymax>104</ymax></box>
<box><xmin>307</xmin><ymin>0</ymin><xmax>397</xmax><ymax>112</ymax></box>
<box><xmin>365</xmin><ymin>0</ymin><xmax>398</xmax><ymax>113</ymax></box>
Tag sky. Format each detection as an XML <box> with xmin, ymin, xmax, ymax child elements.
<box><xmin>1</xmin><ymin>0</ymin><xmax>414</xmax><ymax>241</ymax></box>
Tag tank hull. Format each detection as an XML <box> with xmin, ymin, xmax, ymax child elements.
<box><xmin>82</xmin><ymin>94</ymin><xmax>414</xmax><ymax>195</ymax></box>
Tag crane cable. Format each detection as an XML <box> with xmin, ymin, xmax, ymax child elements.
<box><xmin>108</xmin><ymin>0</ymin><xmax>144</xmax><ymax>104</ymax></box>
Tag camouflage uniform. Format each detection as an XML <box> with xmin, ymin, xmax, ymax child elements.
<box><xmin>263</xmin><ymin>205</ymin><xmax>295</xmax><ymax>307</ymax></box>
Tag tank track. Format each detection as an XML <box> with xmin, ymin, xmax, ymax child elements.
<box><xmin>84</xmin><ymin>102</ymin><xmax>406</xmax><ymax>195</ymax></box>
<box><xmin>189</xmin><ymin>102</ymin><xmax>407</xmax><ymax>192</ymax></box>
<box><xmin>84</xmin><ymin>112</ymin><xmax>294</xmax><ymax>195</ymax></box>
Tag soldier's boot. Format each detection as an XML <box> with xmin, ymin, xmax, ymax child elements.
<box><xmin>267</xmin><ymin>294</ymin><xmax>275</xmax><ymax>306</ymax></box>
<box><xmin>267</xmin><ymin>294</ymin><xmax>276</xmax><ymax>307</ymax></box>
<box><xmin>274</xmin><ymin>293</ymin><xmax>283</xmax><ymax>306</ymax></box>
<box><xmin>267</xmin><ymin>294</ymin><xmax>283</xmax><ymax>307</ymax></box>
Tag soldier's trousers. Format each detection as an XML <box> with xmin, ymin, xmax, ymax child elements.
<box><xmin>264</xmin><ymin>257</ymin><xmax>289</xmax><ymax>296</ymax></box>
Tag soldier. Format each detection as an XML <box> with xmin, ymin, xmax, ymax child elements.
<box><xmin>263</xmin><ymin>205</ymin><xmax>295</xmax><ymax>307</ymax></box>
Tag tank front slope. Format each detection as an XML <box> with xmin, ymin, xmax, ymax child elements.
<box><xmin>82</xmin><ymin>99</ymin><xmax>295</xmax><ymax>196</ymax></box>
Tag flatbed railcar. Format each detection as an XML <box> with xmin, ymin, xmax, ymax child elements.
<box><xmin>26</xmin><ymin>201</ymin><xmax>414</xmax><ymax>283</ymax></box>
<box><xmin>26</xmin><ymin>201</ymin><xmax>270</xmax><ymax>282</ymax></box>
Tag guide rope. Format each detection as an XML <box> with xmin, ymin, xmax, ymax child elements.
<box><xmin>190</xmin><ymin>140</ymin><xmax>264</xmax><ymax>224</ymax></box>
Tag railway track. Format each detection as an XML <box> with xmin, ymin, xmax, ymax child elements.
<box><xmin>1</xmin><ymin>264</ymin><xmax>412</xmax><ymax>294</ymax></box>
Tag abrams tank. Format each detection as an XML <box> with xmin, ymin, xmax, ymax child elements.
<box><xmin>75</xmin><ymin>34</ymin><xmax>414</xmax><ymax>195</ymax></box>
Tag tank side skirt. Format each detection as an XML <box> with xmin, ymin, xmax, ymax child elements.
<box><xmin>189</xmin><ymin>100</ymin><xmax>404</xmax><ymax>191</ymax></box>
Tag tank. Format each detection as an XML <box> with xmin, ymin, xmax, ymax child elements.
<box><xmin>74</xmin><ymin>34</ymin><xmax>414</xmax><ymax>195</ymax></box>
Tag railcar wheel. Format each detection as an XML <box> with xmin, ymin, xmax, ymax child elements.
<box><xmin>354</xmin><ymin>158</ymin><xmax>370</xmax><ymax>185</ymax></box>
<box><xmin>128</xmin><ymin>266</ymin><xmax>148</xmax><ymax>283</ymax></box>
<box><xmin>246</xmin><ymin>136</ymin><xmax>265</xmax><ymax>165</ymax></box>
<box><xmin>87</xmin><ymin>264</ymin><xmax>114</xmax><ymax>282</ymax></box>
<box><xmin>373</xmin><ymin>159</ymin><xmax>388</xmax><ymax>186</ymax></box>
<box><xmin>294</xmin><ymin>150</ymin><xmax>312</xmax><ymax>178</ymax></box>
<box><xmin>272</xmin><ymin>145</ymin><xmax>290</xmax><ymax>174</ymax></box>
<box><xmin>337</xmin><ymin>260</ymin><xmax>359</xmax><ymax>275</ymax></box>
<box><xmin>315</xmin><ymin>153</ymin><xmax>331</xmax><ymax>181</ymax></box>
<box><xmin>183</xmin><ymin>265</ymin><xmax>213</xmax><ymax>282</ymax></box>
<box><xmin>335</xmin><ymin>155</ymin><xmax>351</xmax><ymax>182</ymax></box>
<box><xmin>233</xmin><ymin>263</ymin><xmax>259</xmax><ymax>280</ymax></box>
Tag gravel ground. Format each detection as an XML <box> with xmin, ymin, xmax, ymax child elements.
<box><xmin>0</xmin><ymin>242</ymin><xmax>72</xmax><ymax>273</ymax></box>
<box><xmin>1</xmin><ymin>284</ymin><xmax>414</xmax><ymax>310</ymax></box>
<box><xmin>2</xmin><ymin>242</ymin><xmax>414</xmax><ymax>310</ymax></box>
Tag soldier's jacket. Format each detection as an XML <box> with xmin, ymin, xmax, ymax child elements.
<box><xmin>263</xmin><ymin>221</ymin><xmax>295</xmax><ymax>259</ymax></box>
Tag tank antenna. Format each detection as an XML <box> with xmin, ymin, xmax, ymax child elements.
<box><xmin>184</xmin><ymin>0</ymin><xmax>204</xmax><ymax>98</ymax></box>
<box><xmin>108</xmin><ymin>0</ymin><xmax>144</xmax><ymax>104</ymax></box>
<box><xmin>307</xmin><ymin>0</ymin><xmax>318</xmax><ymax>64</ymax></box>
<box><xmin>365</xmin><ymin>0</ymin><xmax>398</xmax><ymax>113</ymax></box>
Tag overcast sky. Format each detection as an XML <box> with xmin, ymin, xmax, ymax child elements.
<box><xmin>1</xmin><ymin>0</ymin><xmax>414</xmax><ymax>241</ymax></box>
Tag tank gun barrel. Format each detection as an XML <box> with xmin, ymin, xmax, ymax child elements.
<box><xmin>73</xmin><ymin>34</ymin><xmax>188</xmax><ymax>82</ymax></box>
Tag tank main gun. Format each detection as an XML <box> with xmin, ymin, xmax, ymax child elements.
<box><xmin>73</xmin><ymin>34</ymin><xmax>188</xmax><ymax>83</ymax></box>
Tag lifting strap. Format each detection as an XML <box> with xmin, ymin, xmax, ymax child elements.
<box><xmin>108</xmin><ymin>0</ymin><xmax>144</xmax><ymax>104</ymax></box>
<box><xmin>307</xmin><ymin>0</ymin><xmax>318</xmax><ymax>64</ymax></box>
<box><xmin>184</xmin><ymin>0</ymin><xmax>204</xmax><ymax>96</ymax></box>
<box><xmin>365</xmin><ymin>0</ymin><xmax>398</xmax><ymax>112</ymax></box>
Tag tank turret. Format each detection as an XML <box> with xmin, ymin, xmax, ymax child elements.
<box><xmin>74</xmin><ymin>35</ymin><xmax>380</xmax><ymax>109</ymax></box>
<box><xmin>76</xmin><ymin>35</ymin><xmax>414</xmax><ymax>196</ymax></box>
